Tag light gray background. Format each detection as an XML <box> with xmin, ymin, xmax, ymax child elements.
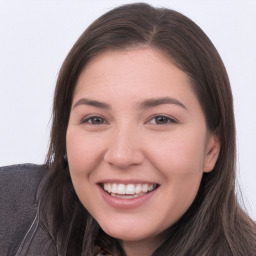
<box><xmin>0</xmin><ymin>0</ymin><xmax>255</xmax><ymax>219</ymax></box>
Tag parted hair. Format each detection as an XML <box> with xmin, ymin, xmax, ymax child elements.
<box><xmin>39</xmin><ymin>3</ymin><xmax>256</xmax><ymax>255</ymax></box>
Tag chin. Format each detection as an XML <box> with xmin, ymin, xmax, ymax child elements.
<box><xmin>98</xmin><ymin>218</ymin><xmax>161</xmax><ymax>242</ymax></box>
<box><xmin>106</xmin><ymin>229</ymin><xmax>153</xmax><ymax>242</ymax></box>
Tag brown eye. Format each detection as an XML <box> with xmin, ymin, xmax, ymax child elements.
<box><xmin>82</xmin><ymin>116</ymin><xmax>106</xmax><ymax>125</ymax></box>
<box><xmin>148</xmin><ymin>115</ymin><xmax>176</xmax><ymax>125</ymax></box>
<box><xmin>155</xmin><ymin>116</ymin><xmax>171</xmax><ymax>124</ymax></box>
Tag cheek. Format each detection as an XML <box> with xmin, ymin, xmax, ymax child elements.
<box><xmin>149</xmin><ymin>132</ymin><xmax>206</xmax><ymax>176</ymax></box>
<box><xmin>66</xmin><ymin>129</ymin><xmax>105</xmax><ymax>212</ymax></box>
<box><xmin>145</xmin><ymin>130</ymin><xmax>206</xmax><ymax>208</ymax></box>
<box><xmin>66</xmin><ymin>129</ymin><xmax>105</xmax><ymax>176</ymax></box>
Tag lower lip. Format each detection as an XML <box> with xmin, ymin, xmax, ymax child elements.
<box><xmin>98</xmin><ymin>186</ymin><xmax>158</xmax><ymax>210</ymax></box>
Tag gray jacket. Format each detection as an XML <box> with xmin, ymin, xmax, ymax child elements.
<box><xmin>0</xmin><ymin>164</ymin><xmax>57</xmax><ymax>256</ymax></box>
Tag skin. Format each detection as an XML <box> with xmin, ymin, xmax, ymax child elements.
<box><xmin>66</xmin><ymin>47</ymin><xmax>220</xmax><ymax>256</ymax></box>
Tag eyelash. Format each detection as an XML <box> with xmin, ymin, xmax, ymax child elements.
<box><xmin>146</xmin><ymin>115</ymin><xmax>177</xmax><ymax>125</ymax></box>
<box><xmin>81</xmin><ymin>116</ymin><xmax>108</xmax><ymax>125</ymax></box>
<box><xmin>81</xmin><ymin>115</ymin><xmax>177</xmax><ymax>126</ymax></box>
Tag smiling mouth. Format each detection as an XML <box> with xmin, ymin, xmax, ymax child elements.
<box><xmin>101</xmin><ymin>183</ymin><xmax>159</xmax><ymax>199</ymax></box>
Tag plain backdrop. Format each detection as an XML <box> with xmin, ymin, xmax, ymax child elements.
<box><xmin>0</xmin><ymin>0</ymin><xmax>255</xmax><ymax>219</ymax></box>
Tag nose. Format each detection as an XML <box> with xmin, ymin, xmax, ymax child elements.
<box><xmin>104</xmin><ymin>126</ymin><xmax>144</xmax><ymax>169</ymax></box>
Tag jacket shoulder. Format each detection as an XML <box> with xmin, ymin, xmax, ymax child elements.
<box><xmin>0</xmin><ymin>164</ymin><xmax>48</xmax><ymax>256</ymax></box>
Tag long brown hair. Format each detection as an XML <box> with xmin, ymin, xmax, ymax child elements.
<box><xmin>40</xmin><ymin>3</ymin><xmax>256</xmax><ymax>255</ymax></box>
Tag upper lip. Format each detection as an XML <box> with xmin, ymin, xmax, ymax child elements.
<box><xmin>97</xmin><ymin>179</ymin><xmax>159</xmax><ymax>185</ymax></box>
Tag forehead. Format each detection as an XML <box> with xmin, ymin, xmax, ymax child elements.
<box><xmin>74</xmin><ymin>47</ymin><xmax>193</xmax><ymax>99</ymax></box>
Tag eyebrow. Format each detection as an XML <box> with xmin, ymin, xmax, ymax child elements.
<box><xmin>139</xmin><ymin>97</ymin><xmax>187</xmax><ymax>110</ymax></box>
<box><xmin>72</xmin><ymin>96</ymin><xmax>187</xmax><ymax>111</ymax></box>
<box><xmin>73</xmin><ymin>98</ymin><xmax>111</xmax><ymax>110</ymax></box>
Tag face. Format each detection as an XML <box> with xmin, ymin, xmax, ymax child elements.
<box><xmin>66</xmin><ymin>48</ymin><xmax>219</xmax><ymax>247</ymax></box>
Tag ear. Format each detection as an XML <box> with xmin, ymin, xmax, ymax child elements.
<box><xmin>204</xmin><ymin>133</ymin><xmax>220</xmax><ymax>173</ymax></box>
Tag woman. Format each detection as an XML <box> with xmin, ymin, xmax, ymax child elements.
<box><xmin>3</xmin><ymin>2</ymin><xmax>255</xmax><ymax>256</ymax></box>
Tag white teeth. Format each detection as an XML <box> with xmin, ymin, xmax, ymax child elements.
<box><xmin>111</xmin><ymin>193</ymin><xmax>139</xmax><ymax>199</ymax></box>
<box><xmin>148</xmin><ymin>184</ymin><xmax>154</xmax><ymax>192</ymax></box>
<box><xmin>103</xmin><ymin>183</ymin><xmax>157</xmax><ymax>196</ymax></box>
<box><xmin>107</xmin><ymin>183</ymin><xmax>112</xmax><ymax>193</ymax></box>
<box><xmin>135</xmin><ymin>184</ymin><xmax>142</xmax><ymax>194</ymax></box>
<box><xmin>126</xmin><ymin>184</ymin><xmax>135</xmax><ymax>194</ymax></box>
<box><xmin>112</xmin><ymin>183</ymin><xmax>118</xmax><ymax>193</ymax></box>
<box><xmin>117</xmin><ymin>184</ymin><xmax>126</xmax><ymax>194</ymax></box>
<box><xmin>142</xmin><ymin>184</ymin><xmax>148</xmax><ymax>193</ymax></box>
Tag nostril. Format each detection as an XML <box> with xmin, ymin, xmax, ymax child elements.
<box><xmin>104</xmin><ymin>148</ymin><xmax>144</xmax><ymax>169</ymax></box>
